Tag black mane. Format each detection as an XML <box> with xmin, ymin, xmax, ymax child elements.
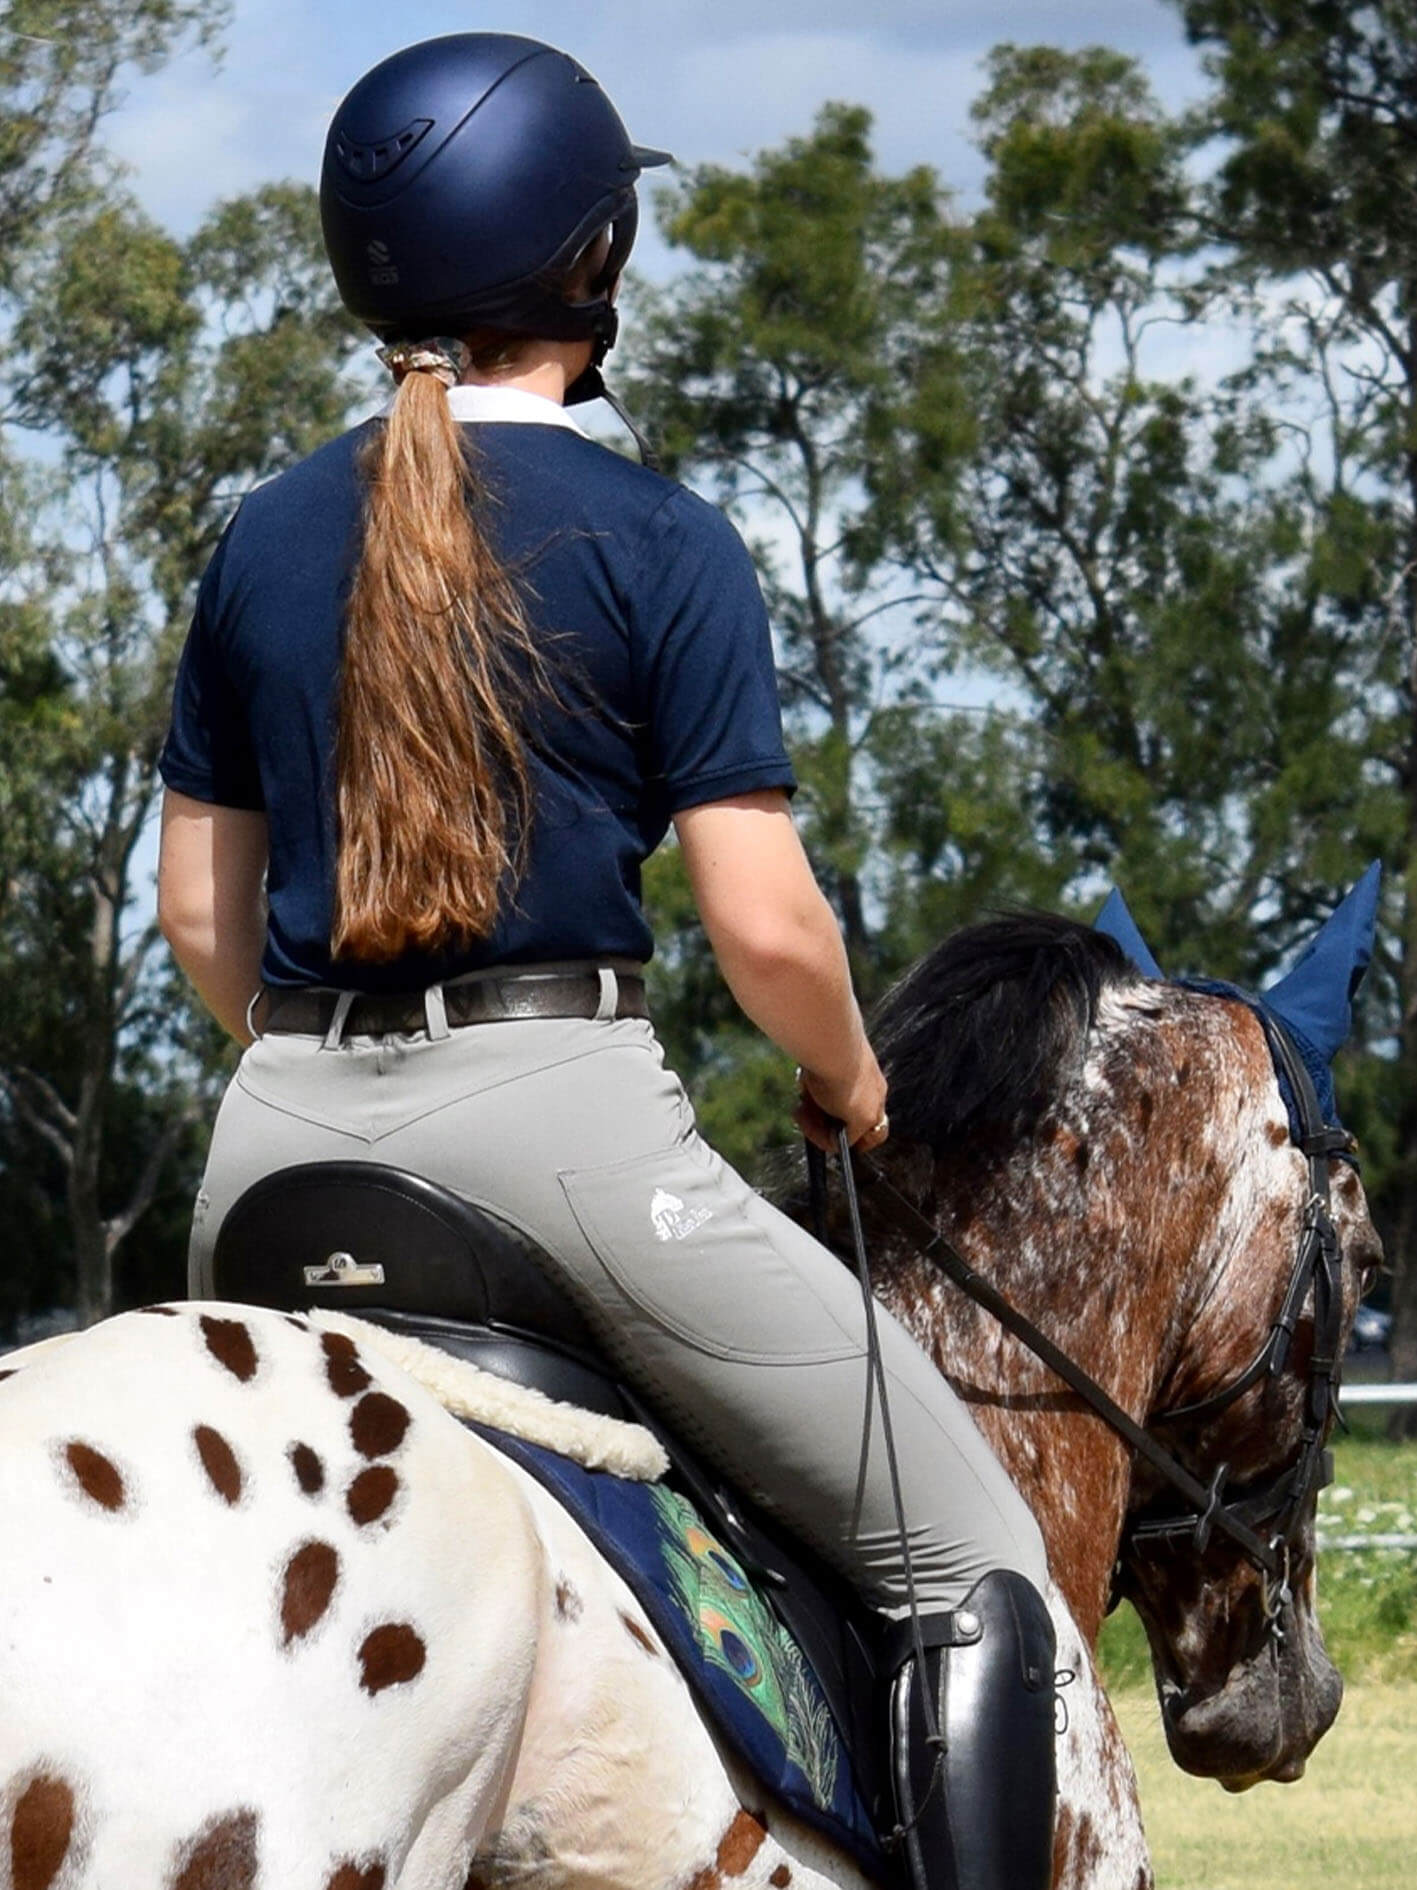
<box><xmin>871</xmin><ymin>913</ymin><xmax>1137</xmax><ymax>1155</ymax></box>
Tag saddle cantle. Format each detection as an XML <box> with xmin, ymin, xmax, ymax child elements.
<box><xmin>211</xmin><ymin>1160</ymin><xmax>626</xmax><ymax>1418</ymax></box>
<box><xmin>211</xmin><ymin>1161</ymin><xmax>887</xmax><ymax>1868</ymax></box>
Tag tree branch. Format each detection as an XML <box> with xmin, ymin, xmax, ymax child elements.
<box><xmin>103</xmin><ymin>1099</ymin><xmax>200</xmax><ymax>1256</ymax></box>
<box><xmin>0</xmin><ymin>1069</ymin><xmax>76</xmax><ymax>1169</ymax></box>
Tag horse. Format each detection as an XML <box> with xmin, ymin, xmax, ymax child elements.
<box><xmin>0</xmin><ymin>910</ymin><xmax>1379</xmax><ymax>1890</ymax></box>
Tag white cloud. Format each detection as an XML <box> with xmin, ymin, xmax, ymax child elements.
<box><xmin>101</xmin><ymin>0</ymin><xmax>1209</xmax><ymax>237</ymax></box>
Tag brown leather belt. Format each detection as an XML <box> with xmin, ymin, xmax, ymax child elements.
<box><xmin>259</xmin><ymin>966</ymin><xmax>649</xmax><ymax>1038</ymax></box>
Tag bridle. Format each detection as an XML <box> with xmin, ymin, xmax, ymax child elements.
<box><xmin>849</xmin><ymin>1010</ymin><xmax>1351</xmax><ymax>1623</ymax></box>
<box><xmin>1122</xmin><ymin>1014</ymin><xmax>1349</xmax><ymax>1623</ymax></box>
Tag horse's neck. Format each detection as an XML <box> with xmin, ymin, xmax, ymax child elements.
<box><xmin>872</xmin><ymin>1133</ymin><xmax>1185</xmax><ymax>1645</ymax></box>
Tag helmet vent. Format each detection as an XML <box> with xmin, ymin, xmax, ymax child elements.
<box><xmin>334</xmin><ymin>119</ymin><xmax>434</xmax><ymax>185</ymax></box>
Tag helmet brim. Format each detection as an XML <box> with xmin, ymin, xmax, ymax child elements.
<box><xmin>628</xmin><ymin>144</ymin><xmax>674</xmax><ymax>171</ymax></box>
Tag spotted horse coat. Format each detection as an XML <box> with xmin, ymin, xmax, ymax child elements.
<box><xmin>0</xmin><ymin>1302</ymin><xmax>1147</xmax><ymax>1890</ymax></box>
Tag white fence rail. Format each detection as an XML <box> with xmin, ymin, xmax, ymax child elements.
<box><xmin>1321</xmin><ymin>1382</ymin><xmax>1417</xmax><ymax>1555</ymax></box>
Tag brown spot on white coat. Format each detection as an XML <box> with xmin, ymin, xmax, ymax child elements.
<box><xmin>358</xmin><ymin>1622</ymin><xmax>426</xmax><ymax>1695</ymax></box>
<box><xmin>346</xmin><ymin>1465</ymin><xmax>399</xmax><ymax>1527</ymax></box>
<box><xmin>349</xmin><ymin>1392</ymin><xmax>411</xmax><ymax>1459</ymax></box>
<box><xmin>10</xmin><ymin>1773</ymin><xmax>75</xmax><ymax>1890</ymax></box>
<box><xmin>279</xmin><ymin>1541</ymin><xmax>339</xmax><ymax>1646</ymax></box>
<box><xmin>193</xmin><ymin>1425</ymin><xmax>242</xmax><ymax>1505</ymax></box>
<box><xmin>199</xmin><ymin>1315</ymin><xmax>259</xmax><ymax>1383</ymax></box>
<box><xmin>325</xmin><ymin>1861</ymin><xmax>386</xmax><ymax>1890</ymax></box>
<box><xmin>168</xmin><ymin>1809</ymin><xmax>259</xmax><ymax>1890</ymax></box>
<box><xmin>61</xmin><ymin>1442</ymin><xmax>125</xmax><ymax>1513</ymax></box>
<box><xmin>289</xmin><ymin>1442</ymin><xmax>325</xmax><ymax>1496</ymax></box>
<box><xmin>618</xmin><ymin>1611</ymin><xmax>659</xmax><ymax>1656</ymax></box>
<box><xmin>715</xmin><ymin>1809</ymin><xmax>767</xmax><ymax>1876</ymax></box>
<box><xmin>321</xmin><ymin>1330</ymin><xmax>373</xmax><ymax>1399</ymax></box>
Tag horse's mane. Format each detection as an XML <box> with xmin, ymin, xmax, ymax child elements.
<box><xmin>871</xmin><ymin>912</ymin><xmax>1137</xmax><ymax>1154</ymax></box>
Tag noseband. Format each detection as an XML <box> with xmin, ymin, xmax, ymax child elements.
<box><xmin>855</xmin><ymin>1014</ymin><xmax>1350</xmax><ymax>1614</ymax></box>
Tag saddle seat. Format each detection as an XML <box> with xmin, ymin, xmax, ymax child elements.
<box><xmin>210</xmin><ymin>1159</ymin><xmax>882</xmax><ymax>1840</ymax></box>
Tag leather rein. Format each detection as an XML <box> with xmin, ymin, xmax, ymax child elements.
<box><xmin>847</xmin><ymin>1014</ymin><xmax>1349</xmax><ymax>1611</ymax></box>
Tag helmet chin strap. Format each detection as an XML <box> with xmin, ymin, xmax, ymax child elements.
<box><xmin>592</xmin><ymin>378</ymin><xmax>662</xmax><ymax>472</ymax></box>
<box><xmin>565</xmin><ymin>309</ymin><xmax>661</xmax><ymax>471</ymax></box>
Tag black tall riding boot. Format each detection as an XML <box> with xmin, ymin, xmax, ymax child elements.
<box><xmin>885</xmin><ymin>1570</ymin><xmax>1057</xmax><ymax>1890</ymax></box>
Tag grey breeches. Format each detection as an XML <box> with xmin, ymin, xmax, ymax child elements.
<box><xmin>188</xmin><ymin>1005</ymin><xmax>1047</xmax><ymax>1617</ymax></box>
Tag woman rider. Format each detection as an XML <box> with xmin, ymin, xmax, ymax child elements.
<box><xmin>156</xmin><ymin>34</ymin><xmax>1054</xmax><ymax>1890</ymax></box>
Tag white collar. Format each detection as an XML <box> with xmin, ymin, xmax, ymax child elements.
<box><xmin>445</xmin><ymin>383</ymin><xmax>590</xmax><ymax>435</ymax></box>
<box><xmin>376</xmin><ymin>382</ymin><xmax>590</xmax><ymax>433</ymax></box>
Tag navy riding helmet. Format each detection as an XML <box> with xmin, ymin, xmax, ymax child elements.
<box><xmin>320</xmin><ymin>33</ymin><xmax>671</xmax><ymax>397</ymax></box>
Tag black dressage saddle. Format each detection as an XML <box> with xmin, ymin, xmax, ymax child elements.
<box><xmin>211</xmin><ymin>1159</ymin><xmax>883</xmax><ymax>1812</ymax></box>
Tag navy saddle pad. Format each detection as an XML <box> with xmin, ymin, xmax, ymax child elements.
<box><xmin>474</xmin><ymin>1423</ymin><xmax>886</xmax><ymax>1877</ymax></box>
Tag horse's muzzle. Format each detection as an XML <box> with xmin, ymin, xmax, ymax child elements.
<box><xmin>1160</xmin><ymin>1607</ymin><xmax>1343</xmax><ymax>1786</ymax></box>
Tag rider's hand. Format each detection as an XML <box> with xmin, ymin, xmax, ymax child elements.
<box><xmin>794</xmin><ymin>1048</ymin><xmax>889</xmax><ymax>1154</ymax></box>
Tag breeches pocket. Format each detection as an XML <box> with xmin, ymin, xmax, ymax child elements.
<box><xmin>557</xmin><ymin>1139</ymin><xmax>862</xmax><ymax>1367</ymax></box>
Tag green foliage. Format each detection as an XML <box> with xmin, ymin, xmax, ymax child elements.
<box><xmin>879</xmin><ymin>45</ymin><xmax>1386</xmax><ymax>990</ymax></box>
<box><xmin>0</xmin><ymin>0</ymin><xmax>228</xmax><ymax>286</ymax></box>
<box><xmin>1160</xmin><ymin>0</ymin><xmax>1417</xmax><ymax>1405</ymax></box>
<box><xmin>0</xmin><ymin>3</ymin><xmax>364</xmax><ymax>1326</ymax></box>
<box><xmin>632</xmin><ymin>104</ymin><xmax>1062</xmax><ymax>1136</ymax></box>
<box><xmin>973</xmin><ymin>43</ymin><xmax>1193</xmax><ymax>267</ymax></box>
<box><xmin>1174</xmin><ymin>0</ymin><xmax>1417</xmax><ymax>274</ymax></box>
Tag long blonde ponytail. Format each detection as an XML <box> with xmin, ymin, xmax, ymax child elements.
<box><xmin>331</xmin><ymin>366</ymin><xmax>552</xmax><ymax>963</ymax></box>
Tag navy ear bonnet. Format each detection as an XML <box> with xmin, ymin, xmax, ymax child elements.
<box><xmin>1094</xmin><ymin>865</ymin><xmax>1381</xmax><ymax>1161</ymax></box>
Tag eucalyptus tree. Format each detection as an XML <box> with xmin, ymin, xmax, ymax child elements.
<box><xmin>879</xmin><ymin>46</ymin><xmax>1386</xmax><ymax>978</ymax></box>
<box><xmin>1162</xmin><ymin>0</ymin><xmax>1417</xmax><ymax>1411</ymax></box>
<box><xmin>624</xmin><ymin>106</ymin><xmax>1066</xmax><ymax>1172</ymax></box>
<box><xmin>0</xmin><ymin>3</ymin><xmax>365</xmax><ymax>1326</ymax></box>
<box><xmin>0</xmin><ymin>0</ymin><xmax>227</xmax><ymax>284</ymax></box>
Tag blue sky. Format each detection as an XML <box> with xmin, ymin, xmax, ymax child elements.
<box><xmin>106</xmin><ymin>0</ymin><xmax>1212</xmax><ymax>277</ymax></box>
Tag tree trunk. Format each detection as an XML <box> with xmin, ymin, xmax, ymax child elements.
<box><xmin>68</xmin><ymin>1068</ymin><xmax>112</xmax><ymax>1328</ymax></box>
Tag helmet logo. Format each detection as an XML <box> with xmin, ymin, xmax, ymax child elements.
<box><xmin>334</xmin><ymin>118</ymin><xmax>434</xmax><ymax>186</ymax></box>
<box><xmin>365</xmin><ymin>239</ymin><xmax>399</xmax><ymax>287</ymax></box>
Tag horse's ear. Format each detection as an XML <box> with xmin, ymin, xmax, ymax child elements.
<box><xmin>1262</xmin><ymin>862</ymin><xmax>1382</xmax><ymax>1063</ymax></box>
<box><xmin>1093</xmin><ymin>889</ymin><xmax>1164</xmax><ymax>979</ymax></box>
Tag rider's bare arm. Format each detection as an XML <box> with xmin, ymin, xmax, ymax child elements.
<box><xmin>158</xmin><ymin>788</ymin><xmax>269</xmax><ymax>1045</ymax></box>
<box><xmin>673</xmin><ymin>790</ymin><xmax>887</xmax><ymax>1148</ymax></box>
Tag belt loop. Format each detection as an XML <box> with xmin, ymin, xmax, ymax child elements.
<box><xmin>322</xmin><ymin>989</ymin><xmax>355</xmax><ymax>1050</ymax></box>
<box><xmin>595</xmin><ymin>966</ymin><xmax>618</xmax><ymax>1021</ymax></box>
<box><xmin>244</xmin><ymin>987</ymin><xmax>266</xmax><ymax>1043</ymax></box>
<box><xmin>423</xmin><ymin>981</ymin><xmax>451</xmax><ymax>1041</ymax></box>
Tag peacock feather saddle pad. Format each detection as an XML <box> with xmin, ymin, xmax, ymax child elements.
<box><xmin>472</xmin><ymin>1424</ymin><xmax>884</xmax><ymax>1873</ymax></box>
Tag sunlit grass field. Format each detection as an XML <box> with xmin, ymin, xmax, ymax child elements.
<box><xmin>1099</xmin><ymin>1424</ymin><xmax>1417</xmax><ymax>1887</ymax></box>
<box><xmin>1112</xmin><ymin>1684</ymin><xmax>1417</xmax><ymax>1890</ymax></box>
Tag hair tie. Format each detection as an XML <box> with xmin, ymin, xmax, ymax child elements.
<box><xmin>376</xmin><ymin>336</ymin><xmax>471</xmax><ymax>388</ymax></box>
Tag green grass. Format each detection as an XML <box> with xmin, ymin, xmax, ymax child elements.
<box><xmin>1096</xmin><ymin>1432</ymin><xmax>1417</xmax><ymax>1884</ymax></box>
<box><xmin>1114</xmin><ymin>1684</ymin><xmax>1417</xmax><ymax>1889</ymax></box>
<box><xmin>1099</xmin><ymin>1429</ymin><xmax>1417</xmax><ymax>1689</ymax></box>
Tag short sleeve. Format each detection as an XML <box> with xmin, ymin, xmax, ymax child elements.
<box><xmin>158</xmin><ymin>520</ymin><xmax>265</xmax><ymax>811</ymax></box>
<box><xmin>635</xmin><ymin>490</ymin><xmax>796</xmax><ymax>812</ymax></box>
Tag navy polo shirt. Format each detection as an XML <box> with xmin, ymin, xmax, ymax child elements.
<box><xmin>160</xmin><ymin>385</ymin><xmax>796</xmax><ymax>992</ymax></box>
